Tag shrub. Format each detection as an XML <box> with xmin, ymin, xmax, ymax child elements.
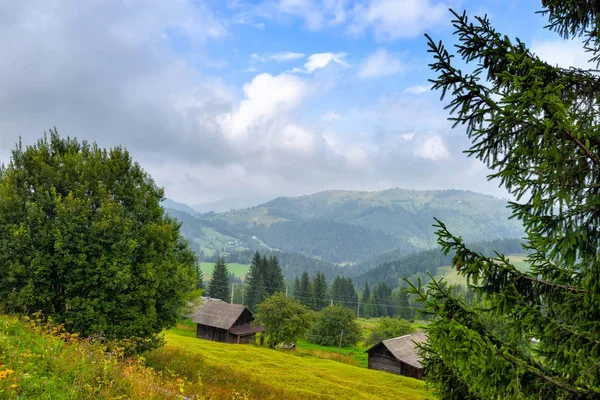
<box><xmin>308</xmin><ymin>305</ymin><xmax>362</xmax><ymax>347</ymax></box>
<box><xmin>366</xmin><ymin>317</ymin><xmax>413</xmax><ymax>346</ymax></box>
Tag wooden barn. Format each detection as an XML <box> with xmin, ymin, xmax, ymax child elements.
<box><xmin>192</xmin><ymin>299</ymin><xmax>264</xmax><ymax>344</ymax></box>
<box><xmin>366</xmin><ymin>331</ymin><xmax>427</xmax><ymax>379</ymax></box>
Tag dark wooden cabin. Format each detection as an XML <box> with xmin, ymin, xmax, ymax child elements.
<box><xmin>192</xmin><ymin>299</ymin><xmax>264</xmax><ymax>344</ymax></box>
<box><xmin>366</xmin><ymin>331</ymin><xmax>427</xmax><ymax>379</ymax></box>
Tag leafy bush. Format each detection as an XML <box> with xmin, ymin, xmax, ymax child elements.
<box><xmin>366</xmin><ymin>317</ymin><xmax>413</xmax><ymax>346</ymax></box>
<box><xmin>254</xmin><ymin>293</ymin><xmax>312</xmax><ymax>348</ymax></box>
<box><xmin>308</xmin><ymin>305</ymin><xmax>362</xmax><ymax>347</ymax></box>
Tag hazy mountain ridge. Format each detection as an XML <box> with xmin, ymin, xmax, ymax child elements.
<box><xmin>165</xmin><ymin>188</ymin><xmax>523</xmax><ymax>266</ymax></box>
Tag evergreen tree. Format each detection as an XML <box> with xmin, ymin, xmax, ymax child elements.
<box><xmin>245</xmin><ymin>252</ymin><xmax>268</xmax><ymax>311</ymax></box>
<box><xmin>292</xmin><ymin>276</ymin><xmax>302</xmax><ymax>298</ymax></box>
<box><xmin>266</xmin><ymin>255</ymin><xmax>285</xmax><ymax>295</ymax></box>
<box><xmin>313</xmin><ymin>272</ymin><xmax>328</xmax><ymax>311</ymax></box>
<box><xmin>372</xmin><ymin>282</ymin><xmax>392</xmax><ymax>317</ymax></box>
<box><xmin>330</xmin><ymin>276</ymin><xmax>358</xmax><ymax>309</ymax></box>
<box><xmin>298</xmin><ymin>271</ymin><xmax>314</xmax><ymax>308</ymax></box>
<box><xmin>394</xmin><ymin>289</ymin><xmax>413</xmax><ymax>321</ymax></box>
<box><xmin>406</xmin><ymin>3</ymin><xmax>600</xmax><ymax>397</ymax></box>
<box><xmin>208</xmin><ymin>257</ymin><xmax>230</xmax><ymax>302</ymax></box>
<box><xmin>361</xmin><ymin>283</ymin><xmax>372</xmax><ymax>318</ymax></box>
<box><xmin>195</xmin><ymin>264</ymin><xmax>205</xmax><ymax>291</ymax></box>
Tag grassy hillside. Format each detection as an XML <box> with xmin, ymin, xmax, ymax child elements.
<box><xmin>145</xmin><ymin>325</ymin><xmax>434</xmax><ymax>400</ymax></box>
<box><xmin>170</xmin><ymin>188</ymin><xmax>523</xmax><ymax>265</ymax></box>
<box><xmin>200</xmin><ymin>262</ymin><xmax>250</xmax><ymax>278</ymax></box>
<box><xmin>436</xmin><ymin>253</ymin><xmax>531</xmax><ymax>287</ymax></box>
<box><xmin>0</xmin><ymin>316</ymin><xmax>204</xmax><ymax>399</ymax></box>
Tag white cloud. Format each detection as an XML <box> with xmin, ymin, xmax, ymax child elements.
<box><xmin>219</xmin><ymin>73</ymin><xmax>313</xmax><ymax>140</ymax></box>
<box><xmin>415</xmin><ymin>135</ymin><xmax>450</xmax><ymax>161</ymax></box>
<box><xmin>401</xmin><ymin>133</ymin><xmax>415</xmax><ymax>141</ymax></box>
<box><xmin>251</xmin><ymin>51</ymin><xmax>305</xmax><ymax>63</ymax></box>
<box><xmin>272</xmin><ymin>0</ymin><xmax>350</xmax><ymax>30</ymax></box>
<box><xmin>321</xmin><ymin>111</ymin><xmax>341</xmax><ymax>121</ymax></box>
<box><xmin>348</xmin><ymin>0</ymin><xmax>450</xmax><ymax>41</ymax></box>
<box><xmin>358</xmin><ymin>48</ymin><xmax>407</xmax><ymax>78</ymax></box>
<box><xmin>404</xmin><ymin>85</ymin><xmax>431</xmax><ymax>94</ymax></box>
<box><xmin>532</xmin><ymin>39</ymin><xmax>594</xmax><ymax>69</ymax></box>
<box><xmin>292</xmin><ymin>52</ymin><xmax>348</xmax><ymax>73</ymax></box>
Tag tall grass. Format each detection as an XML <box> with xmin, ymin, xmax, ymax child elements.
<box><xmin>0</xmin><ymin>315</ymin><xmax>204</xmax><ymax>399</ymax></box>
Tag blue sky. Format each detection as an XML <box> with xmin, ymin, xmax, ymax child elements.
<box><xmin>0</xmin><ymin>0</ymin><xmax>590</xmax><ymax>204</ymax></box>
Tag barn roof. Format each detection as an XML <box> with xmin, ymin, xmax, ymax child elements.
<box><xmin>192</xmin><ymin>299</ymin><xmax>250</xmax><ymax>330</ymax></box>
<box><xmin>367</xmin><ymin>330</ymin><xmax>428</xmax><ymax>369</ymax></box>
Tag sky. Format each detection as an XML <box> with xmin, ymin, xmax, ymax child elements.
<box><xmin>0</xmin><ymin>0</ymin><xmax>592</xmax><ymax>205</ymax></box>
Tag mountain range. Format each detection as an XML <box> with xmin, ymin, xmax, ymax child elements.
<box><xmin>163</xmin><ymin>188</ymin><xmax>523</xmax><ymax>267</ymax></box>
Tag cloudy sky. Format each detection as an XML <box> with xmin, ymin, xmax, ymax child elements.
<box><xmin>0</xmin><ymin>0</ymin><xmax>590</xmax><ymax>205</ymax></box>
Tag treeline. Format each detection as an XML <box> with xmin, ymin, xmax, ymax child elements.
<box><xmin>355</xmin><ymin>238</ymin><xmax>525</xmax><ymax>288</ymax></box>
<box><xmin>218</xmin><ymin>249</ymin><xmax>342</xmax><ymax>280</ymax></box>
<box><xmin>252</xmin><ymin>219</ymin><xmax>399</xmax><ymax>263</ymax></box>
<box><xmin>290</xmin><ymin>273</ymin><xmax>417</xmax><ymax>320</ymax></box>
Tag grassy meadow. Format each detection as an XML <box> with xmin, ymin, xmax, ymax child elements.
<box><xmin>436</xmin><ymin>253</ymin><xmax>530</xmax><ymax>287</ymax></box>
<box><xmin>144</xmin><ymin>324</ymin><xmax>433</xmax><ymax>400</ymax></box>
<box><xmin>200</xmin><ymin>262</ymin><xmax>250</xmax><ymax>278</ymax></box>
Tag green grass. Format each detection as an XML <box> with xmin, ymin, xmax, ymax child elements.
<box><xmin>436</xmin><ymin>253</ymin><xmax>531</xmax><ymax>287</ymax></box>
<box><xmin>145</xmin><ymin>325</ymin><xmax>434</xmax><ymax>400</ymax></box>
<box><xmin>0</xmin><ymin>316</ymin><xmax>204</xmax><ymax>399</ymax></box>
<box><xmin>295</xmin><ymin>340</ymin><xmax>368</xmax><ymax>367</ymax></box>
<box><xmin>200</xmin><ymin>262</ymin><xmax>250</xmax><ymax>278</ymax></box>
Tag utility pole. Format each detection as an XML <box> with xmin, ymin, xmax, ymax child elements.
<box><xmin>338</xmin><ymin>330</ymin><xmax>344</xmax><ymax>354</ymax></box>
<box><xmin>231</xmin><ymin>282</ymin><xmax>234</xmax><ymax>304</ymax></box>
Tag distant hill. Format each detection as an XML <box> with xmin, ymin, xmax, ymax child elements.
<box><xmin>192</xmin><ymin>196</ymin><xmax>269</xmax><ymax>214</ymax></box>
<box><xmin>168</xmin><ymin>188</ymin><xmax>524</xmax><ymax>266</ymax></box>
<box><xmin>161</xmin><ymin>198</ymin><xmax>198</xmax><ymax>215</ymax></box>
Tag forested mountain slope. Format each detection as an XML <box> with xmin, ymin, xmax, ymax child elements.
<box><xmin>171</xmin><ymin>188</ymin><xmax>522</xmax><ymax>264</ymax></box>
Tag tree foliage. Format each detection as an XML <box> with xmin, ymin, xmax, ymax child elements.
<box><xmin>407</xmin><ymin>3</ymin><xmax>600</xmax><ymax>398</ymax></box>
<box><xmin>0</xmin><ymin>131</ymin><xmax>196</xmax><ymax>347</ymax></box>
<box><xmin>254</xmin><ymin>293</ymin><xmax>312</xmax><ymax>348</ymax></box>
<box><xmin>308</xmin><ymin>305</ymin><xmax>362</xmax><ymax>347</ymax></box>
<box><xmin>208</xmin><ymin>257</ymin><xmax>230</xmax><ymax>302</ymax></box>
<box><xmin>366</xmin><ymin>317</ymin><xmax>413</xmax><ymax>346</ymax></box>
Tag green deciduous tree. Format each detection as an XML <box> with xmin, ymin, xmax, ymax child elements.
<box><xmin>308</xmin><ymin>305</ymin><xmax>362</xmax><ymax>347</ymax></box>
<box><xmin>254</xmin><ymin>293</ymin><xmax>312</xmax><ymax>348</ymax></box>
<box><xmin>366</xmin><ymin>317</ymin><xmax>413</xmax><ymax>346</ymax></box>
<box><xmin>407</xmin><ymin>3</ymin><xmax>600</xmax><ymax>398</ymax></box>
<box><xmin>208</xmin><ymin>257</ymin><xmax>230</xmax><ymax>302</ymax></box>
<box><xmin>0</xmin><ymin>131</ymin><xmax>196</xmax><ymax>348</ymax></box>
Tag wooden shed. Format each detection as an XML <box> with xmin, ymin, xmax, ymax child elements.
<box><xmin>366</xmin><ymin>331</ymin><xmax>427</xmax><ymax>379</ymax></box>
<box><xmin>192</xmin><ymin>299</ymin><xmax>264</xmax><ymax>344</ymax></box>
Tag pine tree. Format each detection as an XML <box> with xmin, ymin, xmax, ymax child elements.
<box><xmin>292</xmin><ymin>276</ymin><xmax>301</xmax><ymax>298</ymax></box>
<box><xmin>195</xmin><ymin>264</ymin><xmax>205</xmax><ymax>291</ymax></box>
<box><xmin>298</xmin><ymin>271</ymin><xmax>314</xmax><ymax>309</ymax></box>
<box><xmin>208</xmin><ymin>257</ymin><xmax>230</xmax><ymax>302</ymax></box>
<box><xmin>266</xmin><ymin>255</ymin><xmax>285</xmax><ymax>295</ymax></box>
<box><xmin>245</xmin><ymin>252</ymin><xmax>268</xmax><ymax>311</ymax></box>
<box><xmin>313</xmin><ymin>272</ymin><xmax>328</xmax><ymax>311</ymax></box>
<box><xmin>361</xmin><ymin>283</ymin><xmax>372</xmax><ymax>318</ymax></box>
<box><xmin>405</xmin><ymin>3</ymin><xmax>600</xmax><ymax>397</ymax></box>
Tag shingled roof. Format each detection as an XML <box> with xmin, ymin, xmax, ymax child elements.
<box><xmin>368</xmin><ymin>330</ymin><xmax>428</xmax><ymax>368</ymax></box>
<box><xmin>192</xmin><ymin>299</ymin><xmax>249</xmax><ymax>330</ymax></box>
